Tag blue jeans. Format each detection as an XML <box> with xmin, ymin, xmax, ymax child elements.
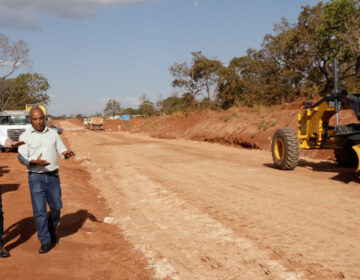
<box><xmin>28</xmin><ymin>172</ymin><xmax>62</xmax><ymax>245</ymax></box>
<box><xmin>0</xmin><ymin>189</ymin><xmax>3</xmax><ymax>247</ymax></box>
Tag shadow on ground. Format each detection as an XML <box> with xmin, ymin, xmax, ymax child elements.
<box><xmin>0</xmin><ymin>184</ymin><xmax>20</xmax><ymax>195</ymax></box>
<box><xmin>0</xmin><ymin>165</ymin><xmax>10</xmax><ymax>177</ymax></box>
<box><xmin>3</xmin><ymin>209</ymin><xmax>100</xmax><ymax>251</ymax></box>
<box><xmin>263</xmin><ymin>159</ymin><xmax>360</xmax><ymax>184</ymax></box>
<box><xmin>57</xmin><ymin>209</ymin><xmax>101</xmax><ymax>239</ymax></box>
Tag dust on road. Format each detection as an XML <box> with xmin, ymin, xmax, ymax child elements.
<box><xmin>61</xmin><ymin>120</ymin><xmax>360</xmax><ymax>280</ymax></box>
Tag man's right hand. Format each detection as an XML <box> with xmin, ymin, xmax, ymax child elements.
<box><xmin>4</xmin><ymin>139</ymin><xmax>25</xmax><ymax>149</ymax></box>
<box><xmin>30</xmin><ymin>153</ymin><xmax>50</xmax><ymax>166</ymax></box>
<box><xmin>11</xmin><ymin>141</ymin><xmax>25</xmax><ymax>148</ymax></box>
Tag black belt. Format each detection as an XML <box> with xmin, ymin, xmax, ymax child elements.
<box><xmin>44</xmin><ymin>170</ymin><xmax>58</xmax><ymax>175</ymax></box>
<box><xmin>29</xmin><ymin>170</ymin><xmax>58</xmax><ymax>175</ymax></box>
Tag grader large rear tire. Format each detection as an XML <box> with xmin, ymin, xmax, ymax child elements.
<box><xmin>272</xmin><ymin>127</ymin><xmax>300</xmax><ymax>170</ymax></box>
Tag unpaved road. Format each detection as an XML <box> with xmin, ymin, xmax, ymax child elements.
<box><xmin>0</xmin><ymin>132</ymin><xmax>152</xmax><ymax>280</ymax></box>
<box><xmin>62</xmin><ymin>120</ymin><xmax>359</xmax><ymax>280</ymax></box>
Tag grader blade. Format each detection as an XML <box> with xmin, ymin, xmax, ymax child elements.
<box><xmin>352</xmin><ymin>145</ymin><xmax>360</xmax><ymax>172</ymax></box>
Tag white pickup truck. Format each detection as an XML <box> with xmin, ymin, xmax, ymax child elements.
<box><xmin>0</xmin><ymin>110</ymin><xmax>31</xmax><ymax>142</ymax></box>
<box><xmin>0</xmin><ymin>108</ymin><xmax>62</xmax><ymax>150</ymax></box>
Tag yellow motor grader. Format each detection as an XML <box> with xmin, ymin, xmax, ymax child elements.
<box><xmin>272</xmin><ymin>58</ymin><xmax>360</xmax><ymax>171</ymax></box>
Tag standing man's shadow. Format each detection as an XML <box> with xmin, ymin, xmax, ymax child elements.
<box><xmin>3</xmin><ymin>209</ymin><xmax>100</xmax><ymax>251</ymax></box>
<box><xmin>57</xmin><ymin>209</ymin><xmax>100</xmax><ymax>239</ymax></box>
<box><xmin>0</xmin><ymin>165</ymin><xmax>10</xmax><ymax>177</ymax></box>
<box><xmin>3</xmin><ymin>217</ymin><xmax>36</xmax><ymax>251</ymax></box>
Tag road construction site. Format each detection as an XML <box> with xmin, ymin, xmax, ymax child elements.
<box><xmin>1</xmin><ymin>119</ymin><xmax>360</xmax><ymax>280</ymax></box>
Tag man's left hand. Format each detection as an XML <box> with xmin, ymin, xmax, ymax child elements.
<box><xmin>62</xmin><ymin>150</ymin><xmax>75</xmax><ymax>159</ymax></box>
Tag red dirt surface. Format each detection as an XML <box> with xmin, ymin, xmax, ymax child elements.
<box><xmin>62</xmin><ymin>119</ymin><xmax>360</xmax><ymax>279</ymax></box>
<box><xmin>0</xmin><ymin>148</ymin><xmax>153</xmax><ymax>279</ymax></box>
<box><xmin>12</xmin><ymin>103</ymin><xmax>356</xmax><ymax>280</ymax></box>
<box><xmin>102</xmin><ymin>102</ymin><xmax>358</xmax><ymax>161</ymax></box>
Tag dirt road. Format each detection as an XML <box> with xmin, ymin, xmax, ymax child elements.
<box><xmin>62</xmin><ymin>120</ymin><xmax>359</xmax><ymax>280</ymax></box>
<box><xmin>0</xmin><ymin>131</ymin><xmax>152</xmax><ymax>280</ymax></box>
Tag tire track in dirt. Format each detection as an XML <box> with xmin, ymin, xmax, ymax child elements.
<box><xmin>71</xmin><ymin>139</ymin><xmax>304</xmax><ymax>279</ymax></box>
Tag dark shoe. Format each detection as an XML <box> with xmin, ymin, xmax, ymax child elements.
<box><xmin>39</xmin><ymin>243</ymin><xmax>51</xmax><ymax>254</ymax></box>
<box><xmin>51</xmin><ymin>234</ymin><xmax>59</xmax><ymax>245</ymax></box>
<box><xmin>0</xmin><ymin>247</ymin><xmax>10</xmax><ymax>258</ymax></box>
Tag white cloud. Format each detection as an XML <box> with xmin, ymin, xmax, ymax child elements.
<box><xmin>0</xmin><ymin>0</ymin><xmax>149</xmax><ymax>30</ymax></box>
<box><xmin>193</xmin><ymin>1</ymin><xmax>200</xmax><ymax>7</ymax></box>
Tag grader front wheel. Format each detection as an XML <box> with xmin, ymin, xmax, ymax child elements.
<box><xmin>272</xmin><ymin>127</ymin><xmax>300</xmax><ymax>170</ymax></box>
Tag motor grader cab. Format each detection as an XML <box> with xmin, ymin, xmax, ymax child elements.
<box><xmin>272</xmin><ymin>58</ymin><xmax>360</xmax><ymax>171</ymax></box>
<box><xmin>25</xmin><ymin>104</ymin><xmax>47</xmax><ymax>115</ymax></box>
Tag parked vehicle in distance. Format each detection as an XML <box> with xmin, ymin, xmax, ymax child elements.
<box><xmin>83</xmin><ymin>117</ymin><xmax>89</xmax><ymax>128</ymax></box>
<box><xmin>48</xmin><ymin>123</ymin><xmax>63</xmax><ymax>134</ymax></box>
<box><xmin>84</xmin><ymin>117</ymin><xmax>104</xmax><ymax>130</ymax></box>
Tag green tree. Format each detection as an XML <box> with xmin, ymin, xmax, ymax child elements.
<box><xmin>75</xmin><ymin>113</ymin><xmax>83</xmax><ymax>120</ymax></box>
<box><xmin>138</xmin><ymin>94</ymin><xmax>156</xmax><ymax>117</ymax></box>
<box><xmin>0</xmin><ymin>79</ymin><xmax>14</xmax><ymax>111</ymax></box>
<box><xmin>104</xmin><ymin>99</ymin><xmax>122</xmax><ymax>117</ymax></box>
<box><xmin>159</xmin><ymin>92</ymin><xmax>194</xmax><ymax>114</ymax></box>
<box><xmin>191</xmin><ymin>51</ymin><xmax>222</xmax><ymax>100</ymax></box>
<box><xmin>261</xmin><ymin>0</ymin><xmax>360</xmax><ymax>98</ymax></box>
<box><xmin>0</xmin><ymin>73</ymin><xmax>50</xmax><ymax>110</ymax></box>
<box><xmin>122</xmin><ymin>107</ymin><xmax>139</xmax><ymax>115</ymax></box>
<box><xmin>169</xmin><ymin>51</ymin><xmax>223</xmax><ymax>104</ymax></box>
<box><xmin>216</xmin><ymin>0</ymin><xmax>360</xmax><ymax>108</ymax></box>
<box><xmin>216</xmin><ymin>58</ymin><xmax>244</xmax><ymax>109</ymax></box>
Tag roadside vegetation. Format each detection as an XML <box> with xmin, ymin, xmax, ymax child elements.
<box><xmin>164</xmin><ymin>0</ymin><xmax>360</xmax><ymax>111</ymax></box>
<box><xmin>0</xmin><ymin>34</ymin><xmax>50</xmax><ymax>111</ymax></box>
<box><xmin>109</xmin><ymin>0</ymin><xmax>360</xmax><ymax>118</ymax></box>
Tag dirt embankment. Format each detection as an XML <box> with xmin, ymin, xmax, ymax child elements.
<box><xmin>97</xmin><ymin>102</ymin><xmax>358</xmax><ymax>161</ymax></box>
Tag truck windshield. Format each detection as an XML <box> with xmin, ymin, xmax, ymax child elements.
<box><xmin>0</xmin><ymin>115</ymin><xmax>30</xmax><ymax>125</ymax></box>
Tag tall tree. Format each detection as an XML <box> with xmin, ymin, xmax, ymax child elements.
<box><xmin>169</xmin><ymin>51</ymin><xmax>222</xmax><ymax>103</ymax></box>
<box><xmin>191</xmin><ymin>51</ymin><xmax>222</xmax><ymax>100</ymax></box>
<box><xmin>104</xmin><ymin>99</ymin><xmax>122</xmax><ymax>117</ymax></box>
<box><xmin>217</xmin><ymin>0</ymin><xmax>360</xmax><ymax>108</ymax></box>
<box><xmin>138</xmin><ymin>94</ymin><xmax>156</xmax><ymax>117</ymax></box>
<box><xmin>0</xmin><ymin>33</ymin><xmax>31</xmax><ymax>80</ymax></box>
<box><xmin>262</xmin><ymin>0</ymin><xmax>360</xmax><ymax>97</ymax></box>
<box><xmin>216</xmin><ymin>58</ymin><xmax>244</xmax><ymax>109</ymax></box>
<box><xmin>0</xmin><ymin>73</ymin><xmax>50</xmax><ymax>111</ymax></box>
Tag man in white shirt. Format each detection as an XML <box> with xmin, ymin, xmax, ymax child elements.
<box><xmin>18</xmin><ymin>107</ymin><xmax>74</xmax><ymax>254</ymax></box>
<box><xmin>0</xmin><ymin>133</ymin><xmax>25</xmax><ymax>258</ymax></box>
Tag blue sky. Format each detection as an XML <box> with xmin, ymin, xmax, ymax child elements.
<box><xmin>0</xmin><ymin>0</ymin><xmax>324</xmax><ymax>116</ymax></box>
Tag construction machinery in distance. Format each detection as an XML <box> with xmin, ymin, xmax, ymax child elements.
<box><xmin>272</xmin><ymin>58</ymin><xmax>360</xmax><ymax>171</ymax></box>
<box><xmin>25</xmin><ymin>104</ymin><xmax>47</xmax><ymax>115</ymax></box>
<box><xmin>83</xmin><ymin>116</ymin><xmax>104</xmax><ymax>130</ymax></box>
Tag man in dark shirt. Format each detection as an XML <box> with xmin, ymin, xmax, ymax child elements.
<box><xmin>0</xmin><ymin>134</ymin><xmax>24</xmax><ymax>258</ymax></box>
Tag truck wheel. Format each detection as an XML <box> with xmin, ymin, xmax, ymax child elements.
<box><xmin>334</xmin><ymin>142</ymin><xmax>358</xmax><ymax>168</ymax></box>
<box><xmin>272</xmin><ymin>127</ymin><xmax>300</xmax><ymax>170</ymax></box>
